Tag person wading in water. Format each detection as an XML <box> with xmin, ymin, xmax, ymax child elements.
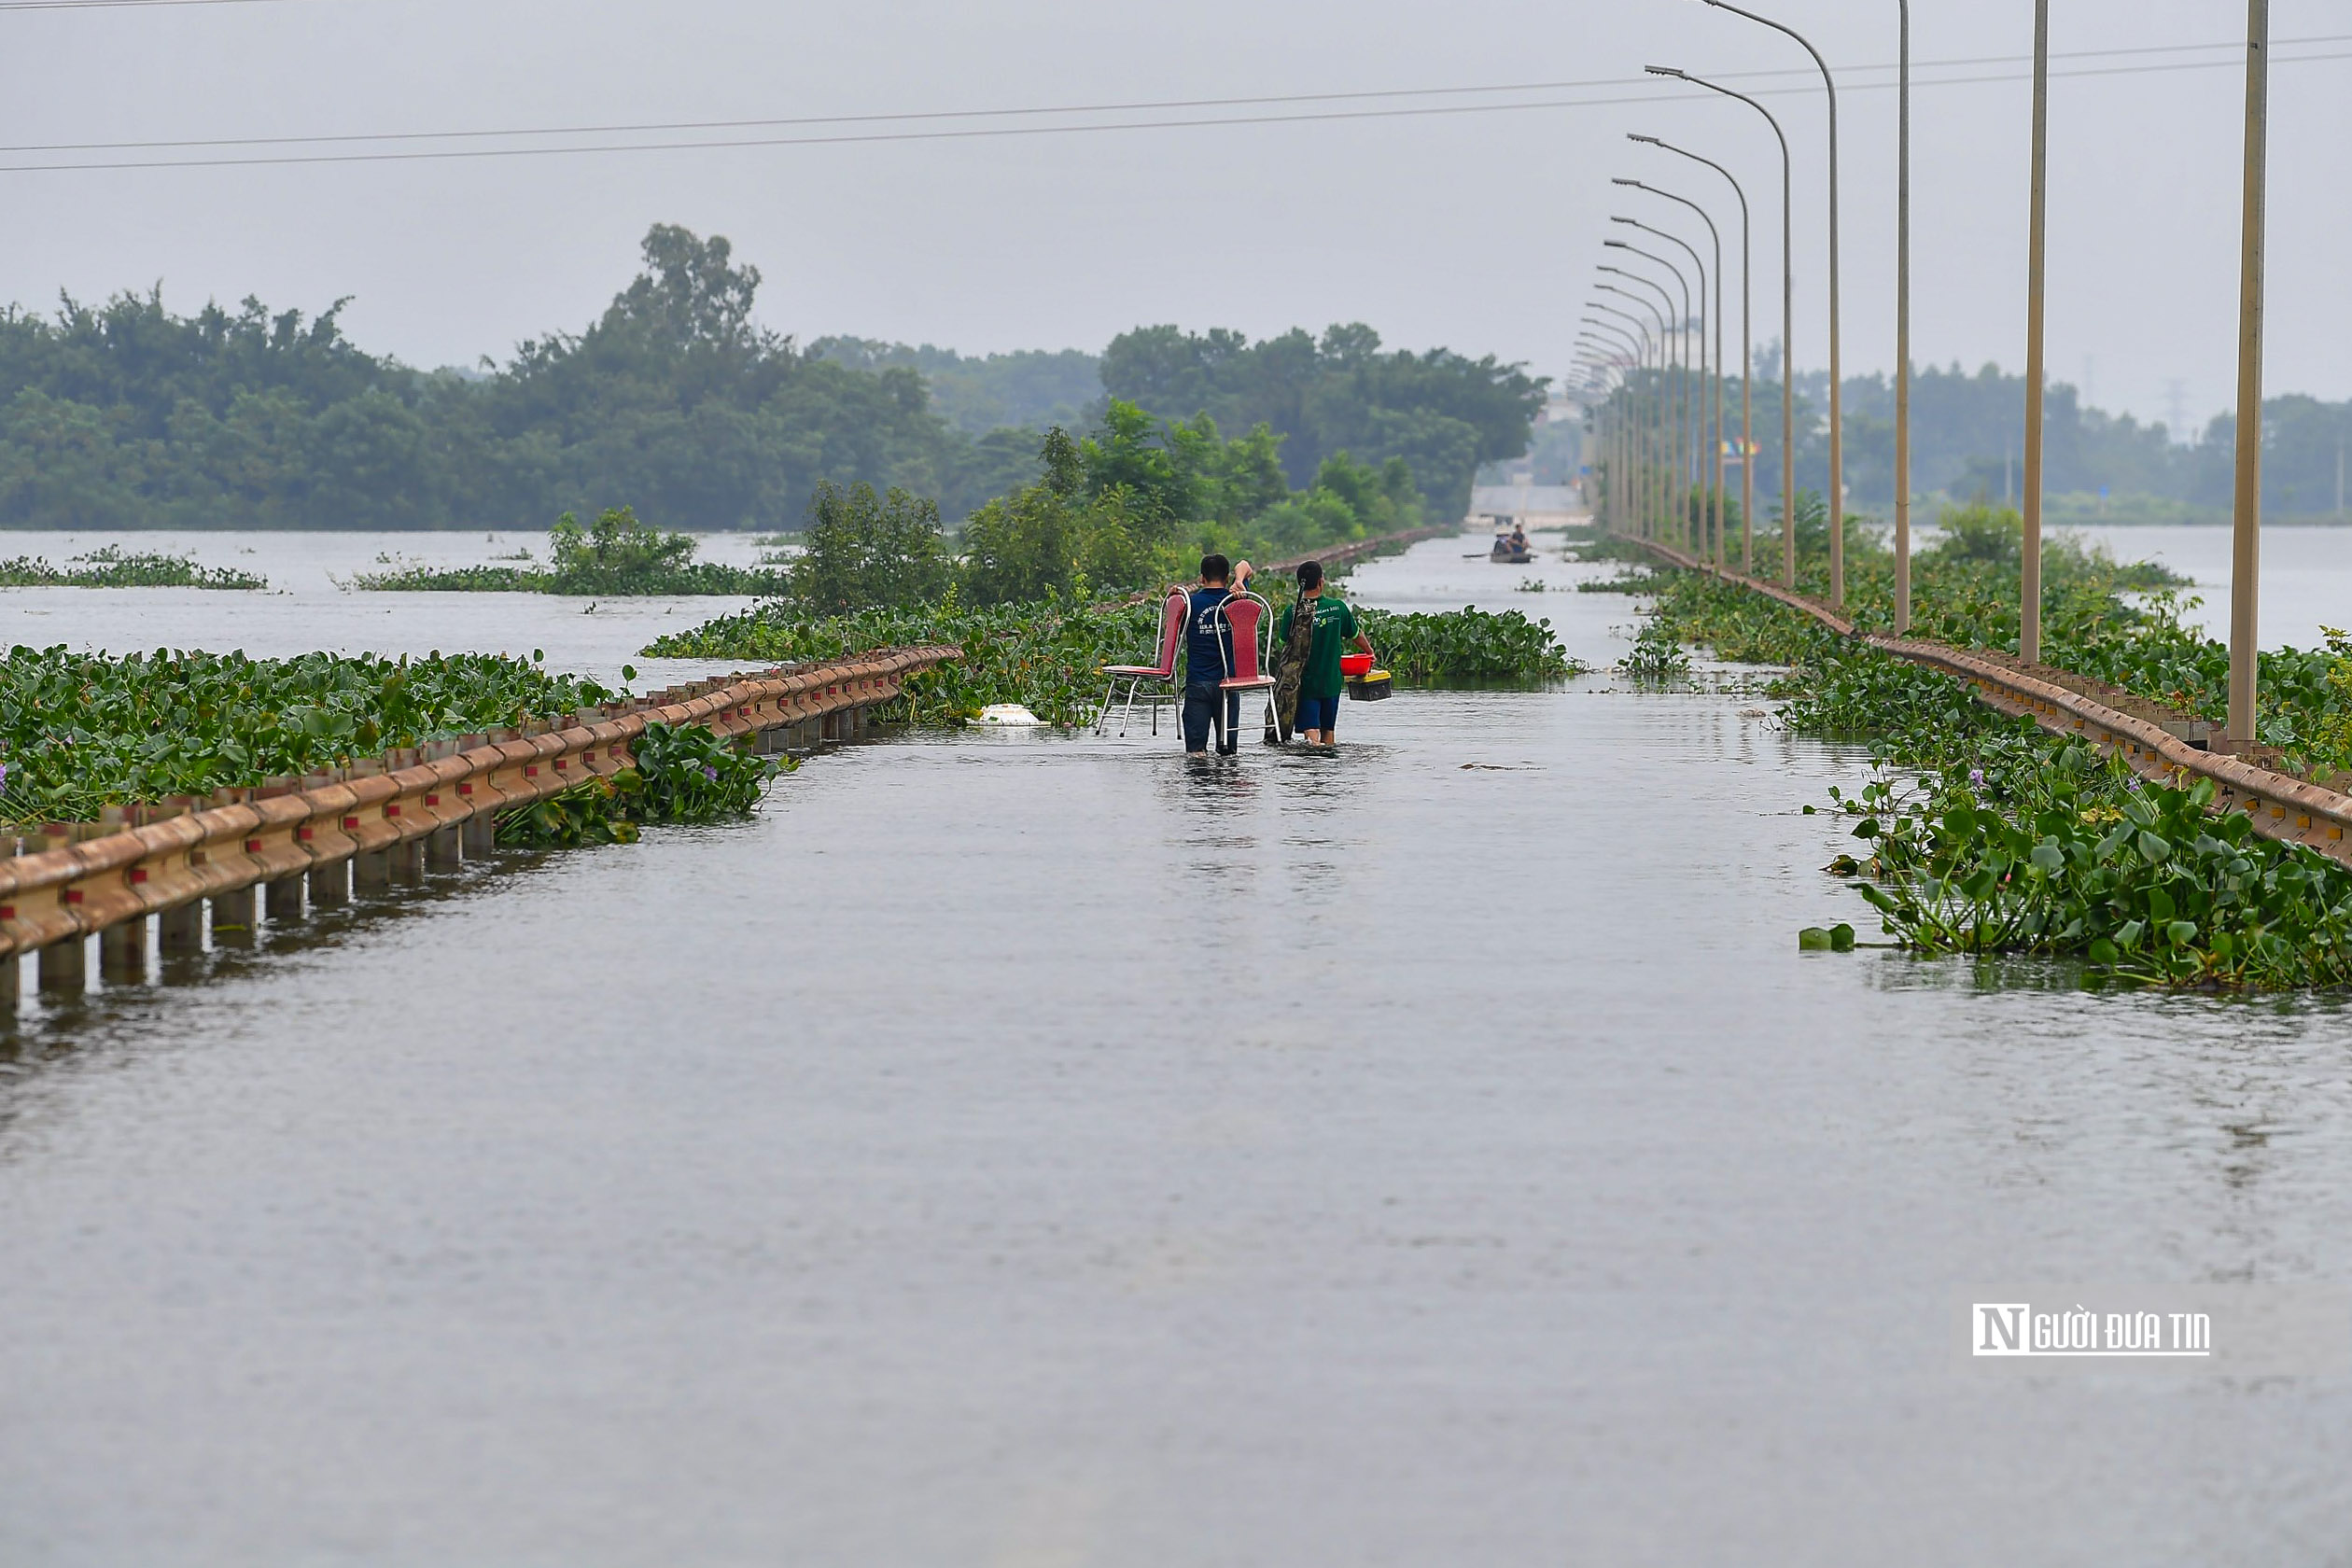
<box><xmin>1181</xmin><ymin>553</ymin><xmax>1253</xmax><ymax>758</ymax></box>
<box><xmin>1273</xmin><ymin>560</ymin><xmax>1373</xmax><ymax>749</ymax></box>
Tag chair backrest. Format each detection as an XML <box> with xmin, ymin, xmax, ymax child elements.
<box><xmin>1214</xmin><ymin>592</ymin><xmax>1271</xmax><ymax>681</ymax></box>
<box><xmin>1149</xmin><ymin>590</ymin><xmax>1187</xmax><ymax>676</ymax></box>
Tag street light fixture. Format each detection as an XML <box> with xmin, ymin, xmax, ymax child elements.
<box><xmin>1617</xmin><ymin>183</ymin><xmax>1726</xmax><ymax>568</ymax></box>
<box><xmin>1697</xmin><ymin>0</ymin><xmax>1845</xmax><ymax>609</ymax></box>
<box><xmin>1613</xmin><ymin>218</ymin><xmax>1715</xmax><ymax>563</ymax></box>
<box><xmin>1600</xmin><ymin>266</ymin><xmax>1688</xmax><ymax>549</ymax></box>
<box><xmin>1603</xmin><ymin>246</ymin><xmax>1697</xmax><ymax>553</ymax></box>
<box><xmin>1646</xmin><ymin>66</ymin><xmax>1796</xmax><ymax>589</ymax></box>
<box><xmin>1631</xmin><ymin>133</ymin><xmax>1756</xmax><ymax>575</ymax></box>
<box><xmin>1582</xmin><ymin>319</ymin><xmax>1647</xmax><ymax>533</ymax></box>
<box><xmin>1589</xmin><ymin>302</ymin><xmax>1660</xmax><ymax>535</ymax></box>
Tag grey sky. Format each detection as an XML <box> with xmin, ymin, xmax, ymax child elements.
<box><xmin>4</xmin><ymin>0</ymin><xmax>2345</xmax><ymax>432</ymax></box>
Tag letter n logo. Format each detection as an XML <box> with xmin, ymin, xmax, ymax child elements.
<box><xmin>1974</xmin><ymin>1302</ymin><xmax>2030</xmax><ymax>1355</ymax></box>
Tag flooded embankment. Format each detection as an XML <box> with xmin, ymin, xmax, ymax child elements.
<box><xmin>2</xmin><ymin>529</ymin><xmax>2347</xmax><ymax>1564</ymax></box>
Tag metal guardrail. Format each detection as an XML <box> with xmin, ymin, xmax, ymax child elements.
<box><xmin>1630</xmin><ymin>539</ymin><xmax>2352</xmax><ymax>867</ymax></box>
<box><xmin>0</xmin><ymin>645</ymin><xmax>959</xmax><ymax>968</ymax></box>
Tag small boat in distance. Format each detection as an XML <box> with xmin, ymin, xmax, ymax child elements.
<box><xmin>1488</xmin><ymin>517</ymin><xmax>1533</xmax><ymax>564</ymax></box>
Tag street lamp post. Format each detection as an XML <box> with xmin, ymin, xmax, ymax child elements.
<box><xmin>1602</xmin><ymin>259</ymin><xmax>1693</xmax><ymax>550</ymax></box>
<box><xmin>1587</xmin><ymin>309</ymin><xmax>1654</xmax><ymax>534</ymax></box>
<box><xmin>1598</xmin><ymin>279</ymin><xmax>1681</xmax><ymax>544</ymax></box>
<box><xmin>1701</xmin><ymin>0</ymin><xmax>1843</xmax><ymax>609</ymax></box>
<box><xmin>1633</xmin><ymin>134</ymin><xmax>1755</xmax><ymax>575</ymax></box>
<box><xmin>1648</xmin><ymin>66</ymin><xmax>1794</xmax><ymax>589</ymax></box>
<box><xmin>1617</xmin><ymin>181</ymin><xmax>1726</xmax><ymax>568</ymax></box>
<box><xmin>2227</xmin><ymin>0</ymin><xmax>2270</xmax><ymax>746</ymax></box>
<box><xmin>1574</xmin><ymin>338</ymin><xmax>1619</xmax><ymax>523</ymax></box>
<box><xmin>1613</xmin><ymin>220</ymin><xmax>1715</xmax><ymax>565</ymax></box>
<box><xmin>1577</xmin><ymin>352</ymin><xmax>1632</xmax><ymax>531</ymax></box>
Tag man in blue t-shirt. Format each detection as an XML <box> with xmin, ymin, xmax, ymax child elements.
<box><xmin>1181</xmin><ymin>553</ymin><xmax>1253</xmax><ymax>757</ymax></box>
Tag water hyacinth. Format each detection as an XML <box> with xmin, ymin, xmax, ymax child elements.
<box><xmin>0</xmin><ymin>644</ymin><xmax>623</xmax><ymax>827</ymax></box>
<box><xmin>645</xmin><ymin>595</ymin><xmax>1581</xmax><ymax>727</ymax></box>
<box><xmin>1640</xmin><ymin>553</ymin><xmax>2352</xmax><ymax>988</ymax></box>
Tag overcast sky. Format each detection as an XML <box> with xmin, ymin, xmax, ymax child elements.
<box><xmin>4</xmin><ymin>0</ymin><xmax>2345</xmax><ymax>432</ymax></box>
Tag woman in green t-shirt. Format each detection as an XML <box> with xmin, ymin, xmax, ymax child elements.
<box><xmin>1276</xmin><ymin>560</ymin><xmax>1376</xmax><ymax>747</ymax></box>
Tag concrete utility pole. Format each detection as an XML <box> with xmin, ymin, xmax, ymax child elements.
<box><xmin>1702</xmin><ymin>0</ymin><xmax>1842</xmax><ymax>608</ymax></box>
<box><xmin>1894</xmin><ymin>0</ymin><xmax>1912</xmax><ymax>634</ymax></box>
<box><xmin>2021</xmin><ymin>0</ymin><xmax>2051</xmax><ymax>666</ymax></box>
<box><xmin>2227</xmin><ymin>0</ymin><xmax>2270</xmax><ymax>747</ymax></box>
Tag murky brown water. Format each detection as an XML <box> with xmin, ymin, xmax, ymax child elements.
<box><xmin>3</xmin><ymin>534</ymin><xmax>2348</xmax><ymax>1564</ymax></box>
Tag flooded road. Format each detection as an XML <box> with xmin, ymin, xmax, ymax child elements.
<box><xmin>3</xmin><ymin>532</ymin><xmax>2350</xmax><ymax>1564</ymax></box>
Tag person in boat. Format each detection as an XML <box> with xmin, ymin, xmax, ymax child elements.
<box><xmin>1509</xmin><ymin>522</ymin><xmax>1529</xmax><ymax>553</ymax></box>
<box><xmin>1275</xmin><ymin>560</ymin><xmax>1374</xmax><ymax>748</ymax></box>
<box><xmin>1181</xmin><ymin>553</ymin><xmax>1253</xmax><ymax>758</ymax></box>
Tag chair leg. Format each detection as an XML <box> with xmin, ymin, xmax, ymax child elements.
<box><xmin>1096</xmin><ymin>679</ymin><xmax>1117</xmax><ymax>735</ymax></box>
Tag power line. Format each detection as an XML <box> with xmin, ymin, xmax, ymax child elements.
<box><xmin>7</xmin><ymin>32</ymin><xmax>2347</xmax><ymax>158</ymax></box>
<box><xmin>2</xmin><ymin>40</ymin><xmax>2345</xmax><ymax>175</ymax></box>
<box><xmin>0</xmin><ymin>0</ymin><xmax>314</xmax><ymax>10</ymax></box>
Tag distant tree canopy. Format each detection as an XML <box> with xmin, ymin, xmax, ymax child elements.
<box><xmin>1100</xmin><ymin>323</ymin><xmax>1547</xmax><ymax>522</ymax></box>
<box><xmin>0</xmin><ymin>226</ymin><xmax>1547</xmax><ymax>534</ymax></box>
<box><xmin>1681</xmin><ymin>350</ymin><xmax>2352</xmax><ymax>522</ymax></box>
<box><xmin>955</xmin><ymin>400</ymin><xmax>1425</xmax><ymax>605</ymax></box>
<box><xmin>808</xmin><ymin>338</ymin><xmax>1101</xmax><ymax>436</ymax></box>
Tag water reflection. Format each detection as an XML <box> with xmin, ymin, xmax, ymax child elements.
<box><xmin>3</xmin><ymin>535</ymin><xmax>2351</xmax><ymax>1561</ymax></box>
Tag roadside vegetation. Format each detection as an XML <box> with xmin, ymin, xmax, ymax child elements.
<box><xmin>0</xmin><ymin>544</ymin><xmax>264</xmax><ymax>589</ymax></box>
<box><xmin>1627</xmin><ymin>497</ymin><xmax>2352</xmax><ymax>987</ymax></box>
<box><xmin>347</xmin><ymin>506</ymin><xmax>791</xmax><ymax>595</ymax></box>
<box><xmin>647</xmin><ymin>595</ymin><xmax>1579</xmax><ymax>728</ymax></box>
<box><xmin>0</xmin><ymin>644</ymin><xmax>778</xmax><ymax>841</ymax></box>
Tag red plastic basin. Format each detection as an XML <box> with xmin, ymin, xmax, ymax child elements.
<box><xmin>1340</xmin><ymin>652</ymin><xmax>1375</xmax><ymax>678</ymax></box>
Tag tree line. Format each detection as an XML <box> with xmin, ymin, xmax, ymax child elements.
<box><xmin>0</xmin><ymin>223</ymin><xmax>1546</xmax><ymax>535</ymax></box>
<box><xmin>1653</xmin><ymin>349</ymin><xmax>2352</xmax><ymax>523</ymax></box>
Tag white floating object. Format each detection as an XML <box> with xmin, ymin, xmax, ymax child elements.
<box><xmin>975</xmin><ymin>703</ymin><xmax>1044</xmax><ymax>727</ymax></box>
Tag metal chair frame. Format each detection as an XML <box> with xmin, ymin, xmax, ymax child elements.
<box><xmin>1096</xmin><ymin>589</ymin><xmax>1188</xmax><ymax>735</ymax></box>
<box><xmin>1213</xmin><ymin>590</ymin><xmax>1280</xmax><ymax>745</ymax></box>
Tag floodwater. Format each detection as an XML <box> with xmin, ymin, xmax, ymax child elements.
<box><xmin>3</xmin><ymin>531</ymin><xmax>2351</xmax><ymax>1564</ymax></box>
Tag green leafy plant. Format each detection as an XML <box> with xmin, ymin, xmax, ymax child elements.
<box><xmin>1617</xmin><ymin>618</ymin><xmax>1693</xmax><ymax>682</ymax></box>
<box><xmin>497</xmin><ymin>774</ymin><xmax>645</xmax><ymax>847</ymax></box>
<box><xmin>0</xmin><ymin>545</ymin><xmax>265</xmax><ymax>589</ymax></box>
<box><xmin>349</xmin><ymin>507</ymin><xmax>793</xmax><ymax>595</ymax></box>
<box><xmin>1635</xmin><ymin>551</ymin><xmax>2352</xmax><ymax>988</ymax></box>
<box><xmin>0</xmin><ymin>644</ymin><xmax>622</xmax><ymax>826</ymax></box>
<box><xmin>630</xmin><ymin>721</ymin><xmax>780</xmax><ymax>821</ymax></box>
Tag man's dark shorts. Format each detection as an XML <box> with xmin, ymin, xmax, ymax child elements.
<box><xmin>1295</xmin><ymin>694</ymin><xmax>1340</xmax><ymax>735</ymax></box>
<box><xmin>1183</xmin><ymin>681</ymin><xmax>1239</xmax><ymax>752</ymax></box>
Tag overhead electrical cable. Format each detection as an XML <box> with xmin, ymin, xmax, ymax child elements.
<box><xmin>2</xmin><ymin>38</ymin><xmax>2345</xmax><ymax>175</ymax></box>
<box><xmin>7</xmin><ymin>31</ymin><xmax>2350</xmax><ymax>157</ymax></box>
<box><xmin>0</xmin><ymin>0</ymin><xmax>321</xmax><ymax>10</ymax></box>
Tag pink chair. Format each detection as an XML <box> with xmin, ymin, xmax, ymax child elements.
<box><xmin>1097</xmin><ymin>589</ymin><xmax>1189</xmax><ymax>735</ymax></box>
<box><xmin>1213</xmin><ymin>591</ymin><xmax>1279</xmax><ymax>742</ymax></box>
